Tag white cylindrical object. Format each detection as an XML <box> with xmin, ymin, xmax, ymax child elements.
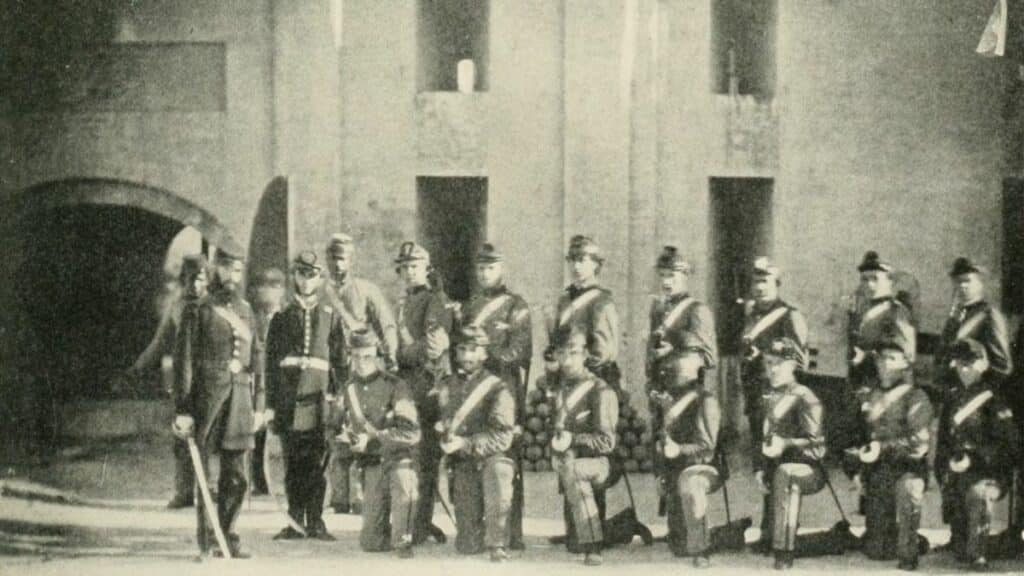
<box><xmin>457</xmin><ymin>59</ymin><xmax>476</xmax><ymax>93</ymax></box>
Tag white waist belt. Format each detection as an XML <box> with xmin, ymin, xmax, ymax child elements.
<box><xmin>279</xmin><ymin>356</ymin><xmax>330</xmax><ymax>371</ymax></box>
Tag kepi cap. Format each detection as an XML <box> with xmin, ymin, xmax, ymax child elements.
<box><xmin>394</xmin><ymin>241</ymin><xmax>430</xmax><ymax>265</ymax></box>
<box><xmin>566</xmin><ymin>235</ymin><xmax>604</xmax><ymax>263</ymax></box>
<box><xmin>656</xmin><ymin>246</ymin><xmax>691</xmax><ymax>274</ymax></box>
<box><xmin>292</xmin><ymin>250</ymin><xmax>323</xmax><ymax>273</ymax></box>
<box><xmin>949</xmin><ymin>257</ymin><xmax>985</xmax><ymax>278</ymax></box>
<box><xmin>857</xmin><ymin>250</ymin><xmax>892</xmax><ymax>273</ymax></box>
<box><xmin>475</xmin><ymin>242</ymin><xmax>504</xmax><ymax>264</ymax></box>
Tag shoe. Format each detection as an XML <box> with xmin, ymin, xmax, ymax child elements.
<box><xmin>509</xmin><ymin>539</ymin><xmax>526</xmax><ymax>551</ymax></box>
<box><xmin>273</xmin><ymin>526</ymin><xmax>306</xmax><ymax>540</ymax></box>
<box><xmin>773</xmin><ymin>550</ymin><xmax>794</xmax><ymax>570</ymax></box>
<box><xmin>429</xmin><ymin>524</ymin><xmax>447</xmax><ymax>544</ymax></box>
<box><xmin>969</xmin><ymin>556</ymin><xmax>988</xmax><ymax>571</ymax></box>
<box><xmin>308</xmin><ymin>528</ymin><xmax>336</xmax><ymax>542</ymax></box>
<box><xmin>751</xmin><ymin>539</ymin><xmax>773</xmax><ymax>556</ymax></box>
<box><xmin>490</xmin><ymin>547</ymin><xmax>509</xmax><ymax>562</ymax></box>
<box><xmin>396</xmin><ymin>544</ymin><xmax>414</xmax><ymax>559</ymax></box>
<box><xmin>549</xmin><ymin>534</ymin><xmax>567</xmax><ymax>545</ymax></box>
<box><xmin>583</xmin><ymin>552</ymin><xmax>603</xmax><ymax>566</ymax></box>
<box><xmin>350</xmin><ymin>501</ymin><xmax>363</xmax><ymax>515</ymax></box>
<box><xmin>166</xmin><ymin>495</ymin><xmax>194</xmax><ymax>509</ymax></box>
<box><xmin>332</xmin><ymin>504</ymin><xmax>350</xmax><ymax>514</ymax></box>
<box><xmin>211</xmin><ymin>547</ymin><xmax>251</xmax><ymax>559</ymax></box>
<box><xmin>692</xmin><ymin>554</ymin><xmax>712</xmax><ymax>568</ymax></box>
<box><xmin>917</xmin><ymin>534</ymin><xmax>930</xmax><ymax>556</ymax></box>
<box><xmin>898</xmin><ymin>557</ymin><xmax>918</xmax><ymax>571</ymax></box>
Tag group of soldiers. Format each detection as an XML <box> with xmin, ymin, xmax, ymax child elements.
<box><xmin>147</xmin><ymin>231</ymin><xmax>1024</xmax><ymax>571</ymax></box>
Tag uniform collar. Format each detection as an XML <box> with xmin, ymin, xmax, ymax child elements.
<box><xmin>753</xmin><ymin>298</ymin><xmax>782</xmax><ymax>313</ymax></box>
<box><xmin>869</xmin><ymin>295</ymin><xmax>895</xmax><ymax>306</ymax></box>
<box><xmin>406</xmin><ymin>284</ymin><xmax>429</xmax><ymax>296</ymax></box>
<box><xmin>477</xmin><ymin>284</ymin><xmax>508</xmax><ymax>298</ymax></box>
<box><xmin>352</xmin><ymin>369</ymin><xmax>382</xmax><ymax>385</ymax></box>
<box><xmin>294</xmin><ymin>293</ymin><xmax>319</xmax><ymax>311</ymax></box>
<box><xmin>567</xmin><ymin>280</ymin><xmax>599</xmax><ymax>299</ymax></box>
<box><xmin>666</xmin><ymin>291</ymin><xmax>690</xmax><ymax>305</ymax></box>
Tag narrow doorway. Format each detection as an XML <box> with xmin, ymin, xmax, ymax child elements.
<box><xmin>416</xmin><ymin>176</ymin><xmax>487</xmax><ymax>302</ymax></box>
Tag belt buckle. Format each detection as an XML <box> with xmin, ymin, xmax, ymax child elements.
<box><xmin>229</xmin><ymin>359</ymin><xmax>243</xmax><ymax>374</ymax></box>
<box><xmin>299</xmin><ymin>357</ymin><xmax>311</xmax><ymax>371</ymax></box>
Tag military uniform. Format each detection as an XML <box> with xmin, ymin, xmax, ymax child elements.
<box><xmin>654</xmin><ymin>378</ymin><xmax>721</xmax><ymax>558</ymax></box>
<box><xmin>394</xmin><ymin>242</ymin><xmax>454</xmax><ymax>542</ymax></box>
<box><xmin>936</xmin><ymin>341</ymin><xmax>1019</xmax><ymax>565</ymax></box>
<box><xmin>739</xmin><ymin>259</ymin><xmax>808</xmax><ymax>454</ymax></box>
<box><xmin>438</xmin><ymin>362</ymin><xmax>516</xmax><ymax>554</ymax></box>
<box><xmin>848</xmin><ymin>253</ymin><xmax>916</xmax><ymax>391</ymax></box>
<box><xmin>754</xmin><ymin>343</ymin><xmax>826</xmax><ymax>560</ymax></box>
<box><xmin>550</xmin><ymin>371</ymin><xmax>619</xmax><ymax>557</ymax></box>
<box><xmin>335</xmin><ymin>330</ymin><xmax>421</xmax><ymax>553</ymax></box>
<box><xmin>324</xmin><ymin>234</ymin><xmax>399</xmax><ymax>513</ymax></box>
<box><xmin>850</xmin><ymin>366</ymin><xmax>932</xmax><ymax>564</ymax></box>
<box><xmin>174</xmin><ymin>257</ymin><xmax>262</xmax><ymax>555</ymax></box>
<box><xmin>265</xmin><ymin>253</ymin><xmax>347</xmax><ymax>538</ymax></box>
<box><xmin>459</xmin><ymin>243</ymin><xmax>532</xmax><ymax>548</ymax></box>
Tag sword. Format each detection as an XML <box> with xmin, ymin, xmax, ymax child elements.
<box><xmin>186</xmin><ymin>437</ymin><xmax>232</xmax><ymax>558</ymax></box>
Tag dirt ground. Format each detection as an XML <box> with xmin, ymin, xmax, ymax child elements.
<box><xmin>0</xmin><ymin>434</ymin><xmax>1020</xmax><ymax>575</ymax></box>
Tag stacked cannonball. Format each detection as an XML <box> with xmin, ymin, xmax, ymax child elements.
<box><xmin>519</xmin><ymin>388</ymin><xmax>656</xmax><ymax>473</ymax></box>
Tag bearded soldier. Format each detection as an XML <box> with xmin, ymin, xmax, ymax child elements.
<box><xmin>173</xmin><ymin>244</ymin><xmax>263</xmax><ymax>558</ymax></box>
<box><xmin>264</xmin><ymin>251</ymin><xmax>346</xmax><ymax>540</ymax></box>
<box><xmin>458</xmin><ymin>243</ymin><xmax>532</xmax><ymax>549</ymax></box>
<box><xmin>437</xmin><ymin>325</ymin><xmax>517</xmax><ymax>561</ymax></box>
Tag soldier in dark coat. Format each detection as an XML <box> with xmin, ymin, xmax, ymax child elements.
<box><xmin>264</xmin><ymin>251</ymin><xmax>346</xmax><ymax>540</ymax></box>
<box><xmin>173</xmin><ymin>245</ymin><xmax>264</xmax><ymax>558</ymax></box>
<box><xmin>335</xmin><ymin>329</ymin><xmax>420</xmax><ymax>558</ymax></box>
<box><xmin>458</xmin><ymin>242</ymin><xmax>532</xmax><ymax>549</ymax></box>
<box><xmin>936</xmin><ymin>339</ymin><xmax>1020</xmax><ymax>570</ymax></box>
<box><xmin>132</xmin><ymin>254</ymin><xmax>208</xmax><ymax>509</ymax></box>
<box><xmin>394</xmin><ymin>241</ymin><xmax>453</xmax><ymax>544</ymax></box>
<box><xmin>848</xmin><ymin>251</ymin><xmax>916</xmax><ymax>392</ymax></box>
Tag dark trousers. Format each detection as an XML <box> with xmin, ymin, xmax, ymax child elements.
<box><xmin>173</xmin><ymin>437</ymin><xmax>195</xmax><ymax>502</ymax></box>
<box><xmin>508</xmin><ymin>378</ymin><xmax>526</xmax><ymax>546</ymax></box>
<box><xmin>413</xmin><ymin>422</ymin><xmax>442</xmax><ymax>541</ymax></box>
<box><xmin>250</xmin><ymin>430</ymin><xmax>268</xmax><ymax>494</ymax></box>
<box><xmin>195</xmin><ymin>448</ymin><xmax>249</xmax><ymax>553</ymax></box>
<box><xmin>283</xmin><ymin>430</ymin><xmax>328</xmax><ymax>529</ymax></box>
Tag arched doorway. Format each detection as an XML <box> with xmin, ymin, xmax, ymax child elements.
<box><xmin>0</xmin><ymin>178</ymin><xmax>240</xmax><ymax>454</ymax></box>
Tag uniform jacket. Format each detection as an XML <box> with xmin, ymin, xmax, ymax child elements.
<box><xmin>936</xmin><ymin>381</ymin><xmax>1019</xmax><ymax>484</ymax></box>
<box><xmin>936</xmin><ymin>300</ymin><xmax>1013</xmax><ymax>385</ymax></box>
<box><xmin>397</xmin><ymin>284</ymin><xmax>452</xmax><ymax>372</ymax></box>
<box><xmin>855</xmin><ymin>377</ymin><xmax>932</xmax><ymax>476</ymax></box>
<box><xmin>461</xmin><ymin>284</ymin><xmax>532</xmax><ymax>380</ymax></box>
<box><xmin>265</xmin><ymin>296</ymin><xmax>347</xmax><ymax>433</ymax></box>
<box><xmin>550</xmin><ymin>372</ymin><xmax>619</xmax><ymax>459</ymax></box>
<box><xmin>327</xmin><ymin>276</ymin><xmax>398</xmax><ymax>369</ymax></box>
<box><xmin>336</xmin><ymin>370</ymin><xmax>420</xmax><ymax>464</ymax></box>
<box><xmin>655</xmin><ymin>384</ymin><xmax>720</xmax><ymax>470</ymax></box>
<box><xmin>849</xmin><ymin>296</ymin><xmax>917</xmax><ymax>365</ymax></box>
<box><xmin>438</xmin><ymin>368</ymin><xmax>516</xmax><ymax>460</ymax></box>
<box><xmin>174</xmin><ymin>291</ymin><xmax>264</xmax><ymax>451</ymax></box>
<box><xmin>756</xmin><ymin>381</ymin><xmax>826</xmax><ymax>471</ymax></box>
<box><xmin>550</xmin><ymin>282</ymin><xmax>619</xmax><ymax>370</ymax></box>
<box><xmin>645</xmin><ymin>292</ymin><xmax>717</xmax><ymax>385</ymax></box>
<box><xmin>740</xmin><ymin>298</ymin><xmax>809</xmax><ymax>383</ymax></box>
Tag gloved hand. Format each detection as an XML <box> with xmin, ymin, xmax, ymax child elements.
<box><xmin>551</xmin><ymin>430</ymin><xmax>573</xmax><ymax>453</ymax></box>
<box><xmin>654</xmin><ymin>340</ymin><xmax>675</xmax><ymax>359</ymax></box>
<box><xmin>761</xmin><ymin>434</ymin><xmax>785</xmax><ymax>458</ymax></box>
<box><xmin>440</xmin><ymin>435</ymin><xmax>470</xmax><ymax>455</ymax></box>
<box><xmin>949</xmin><ymin>453</ymin><xmax>971</xmax><ymax>473</ymax></box>
<box><xmin>851</xmin><ymin>346</ymin><xmax>866</xmax><ymax>366</ymax></box>
<box><xmin>351</xmin><ymin>433</ymin><xmax>370</xmax><ymax>453</ymax></box>
<box><xmin>755</xmin><ymin>470</ymin><xmax>770</xmax><ymax>494</ymax></box>
<box><xmin>172</xmin><ymin>414</ymin><xmax>195</xmax><ymax>439</ymax></box>
<box><xmin>859</xmin><ymin>440</ymin><xmax>881</xmax><ymax>464</ymax></box>
<box><xmin>662</xmin><ymin>436</ymin><xmax>681</xmax><ymax>459</ymax></box>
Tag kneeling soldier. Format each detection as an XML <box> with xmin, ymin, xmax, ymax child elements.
<box><xmin>755</xmin><ymin>337</ymin><xmax>827</xmax><ymax>570</ymax></box>
<box><xmin>265</xmin><ymin>251</ymin><xmax>346</xmax><ymax>541</ymax></box>
<box><xmin>651</xmin><ymin>349</ymin><xmax>721</xmax><ymax>567</ymax></box>
<box><xmin>849</xmin><ymin>335</ymin><xmax>932</xmax><ymax>570</ymax></box>
<box><xmin>336</xmin><ymin>329</ymin><xmax>421</xmax><ymax>557</ymax></box>
<box><xmin>437</xmin><ymin>325</ymin><xmax>517</xmax><ymax>560</ymax></box>
<box><xmin>936</xmin><ymin>339</ymin><xmax>1020</xmax><ymax>570</ymax></box>
<box><xmin>549</xmin><ymin>328</ymin><xmax>619</xmax><ymax>566</ymax></box>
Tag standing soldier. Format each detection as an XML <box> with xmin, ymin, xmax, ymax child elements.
<box><xmin>848</xmin><ymin>251</ymin><xmax>916</xmax><ymax>393</ymax></box>
<box><xmin>394</xmin><ymin>241</ymin><xmax>453</xmax><ymax>544</ymax></box>
<box><xmin>545</xmin><ymin>235</ymin><xmax>620</xmax><ymax>393</ymax></box>
<box><xmin>846</xmin><ymin>335</ymin><xmax>932</xmax><ymax>570</ymax></box>
<box><xmin>437</xmin><ymin>325</ymin><xmax>517</xmax><ymax>561</ymax></box>
<box><xmin>936</xmin><ymin>339</ymin><xmax>1019</xmax><ymax>570</ymax></box>
<box><xmin>459</xmin><ymin>243</ymin><xmax>532</xmax><ymax>549</ymax></box>
<box><xmin>651</xmin><ymin>349</ymin><xmax>721</xmax><ymax>567</ymax></box>
<box><xmin>754</xmin><ymin>338</ymin><xmax>827</xmax><ymax>570</ymax></box>
<box><xmin>250</xmin><ymin>267</ymin><xmax>285</xmax><ymax>496</ymax></box>
<box><xmin>548</xmin><ymin>328</ymin><xmax>619</xmax><ymax>567</ymax></box>
<box><xmin>131</xmin><ymin>254</ymin><xmax>208</xmax><ymax>509</ymax></box>
<box><xmin>264</xmin><ymin>252</ymin><xmax>346</xmax><ymax>540</ymax></box>
<box><xmin>324</xmin><ymin>233</ymin><xmax>398</xmax><ymax>514</ymax></box>
<box><xmin>645</xmin><ymin>246</ymin><xmax>717</xmax><ymax>540</ymax></box>
<box><xmin>740</xmin><ymin>257</ymin><xmax>807</xmax><ymax>456</ymax></box>
<box><xmin>335</xmin><ymin>328</ymin><xmax>420</xmax><ymax>558</ymax></box>
<box><xmin>172</xmin><ymin>245</ymin><xmax>264</xmax><ymax>558</ymax></box>
<box><xmin>935</xmin><ymin>257</ymin><xmax>1012</xmax><ymax>404</ymax></box>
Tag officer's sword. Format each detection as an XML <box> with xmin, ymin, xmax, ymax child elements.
<box><xmin>185</xmin><ymin>437</ymin><xmax>232</xmax><ymax>559</ymax></box>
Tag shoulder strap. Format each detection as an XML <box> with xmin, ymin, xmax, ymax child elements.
<box><xmin>449</xmin><ymin>375</ymin><xmax>502</xmax><ymax>435</ymax></box>
<box><xmin>663</xmin><ymin>390</ymin><xmax>700</xmax><ymax>429</ymax></box>
<box><xmin>558</xmin><ymin>288</ymin><xmax>603</xmax><ymax>327</ymax></box>
<box><xmin>952</xmin><ymin>390</ymin><xmax>994</xmax><ymax>427</ymax></box>
<box><xmin>865</xmin><ymin>383</ymin><xmax>913</xmax><ymax>423</ymax></box>
<box><xmin>211</xmin><ymin>305</ymin><xmax>252</xmax><ymax>343</ymax></box>
<box><xmin>471</xmin><ymin>294</ymin><xmax>513</xmax><ymax>327</ymax></box>
<box><xmin>955</xmin><ymin>308</ymin><xmax>988</xmax><ymax>342</ymax></box>
<box><xmin>346</xmin><ymin>383</ymin><xmax>368</xmax><ymax>428</ymax></box>
<box><xmin>659</xmin><ymin>296</ymin><xmax>696</xmax><ymax>333</ymax></box>
<box><xmin>743</xmin><ymin>305</ymin><xmax>790</xmax><ymax>342</ymax></box>
<box><xmin>859</xmin><ymin>300</ymin><xmax>892</xmax><ymax>329</ymax></box>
